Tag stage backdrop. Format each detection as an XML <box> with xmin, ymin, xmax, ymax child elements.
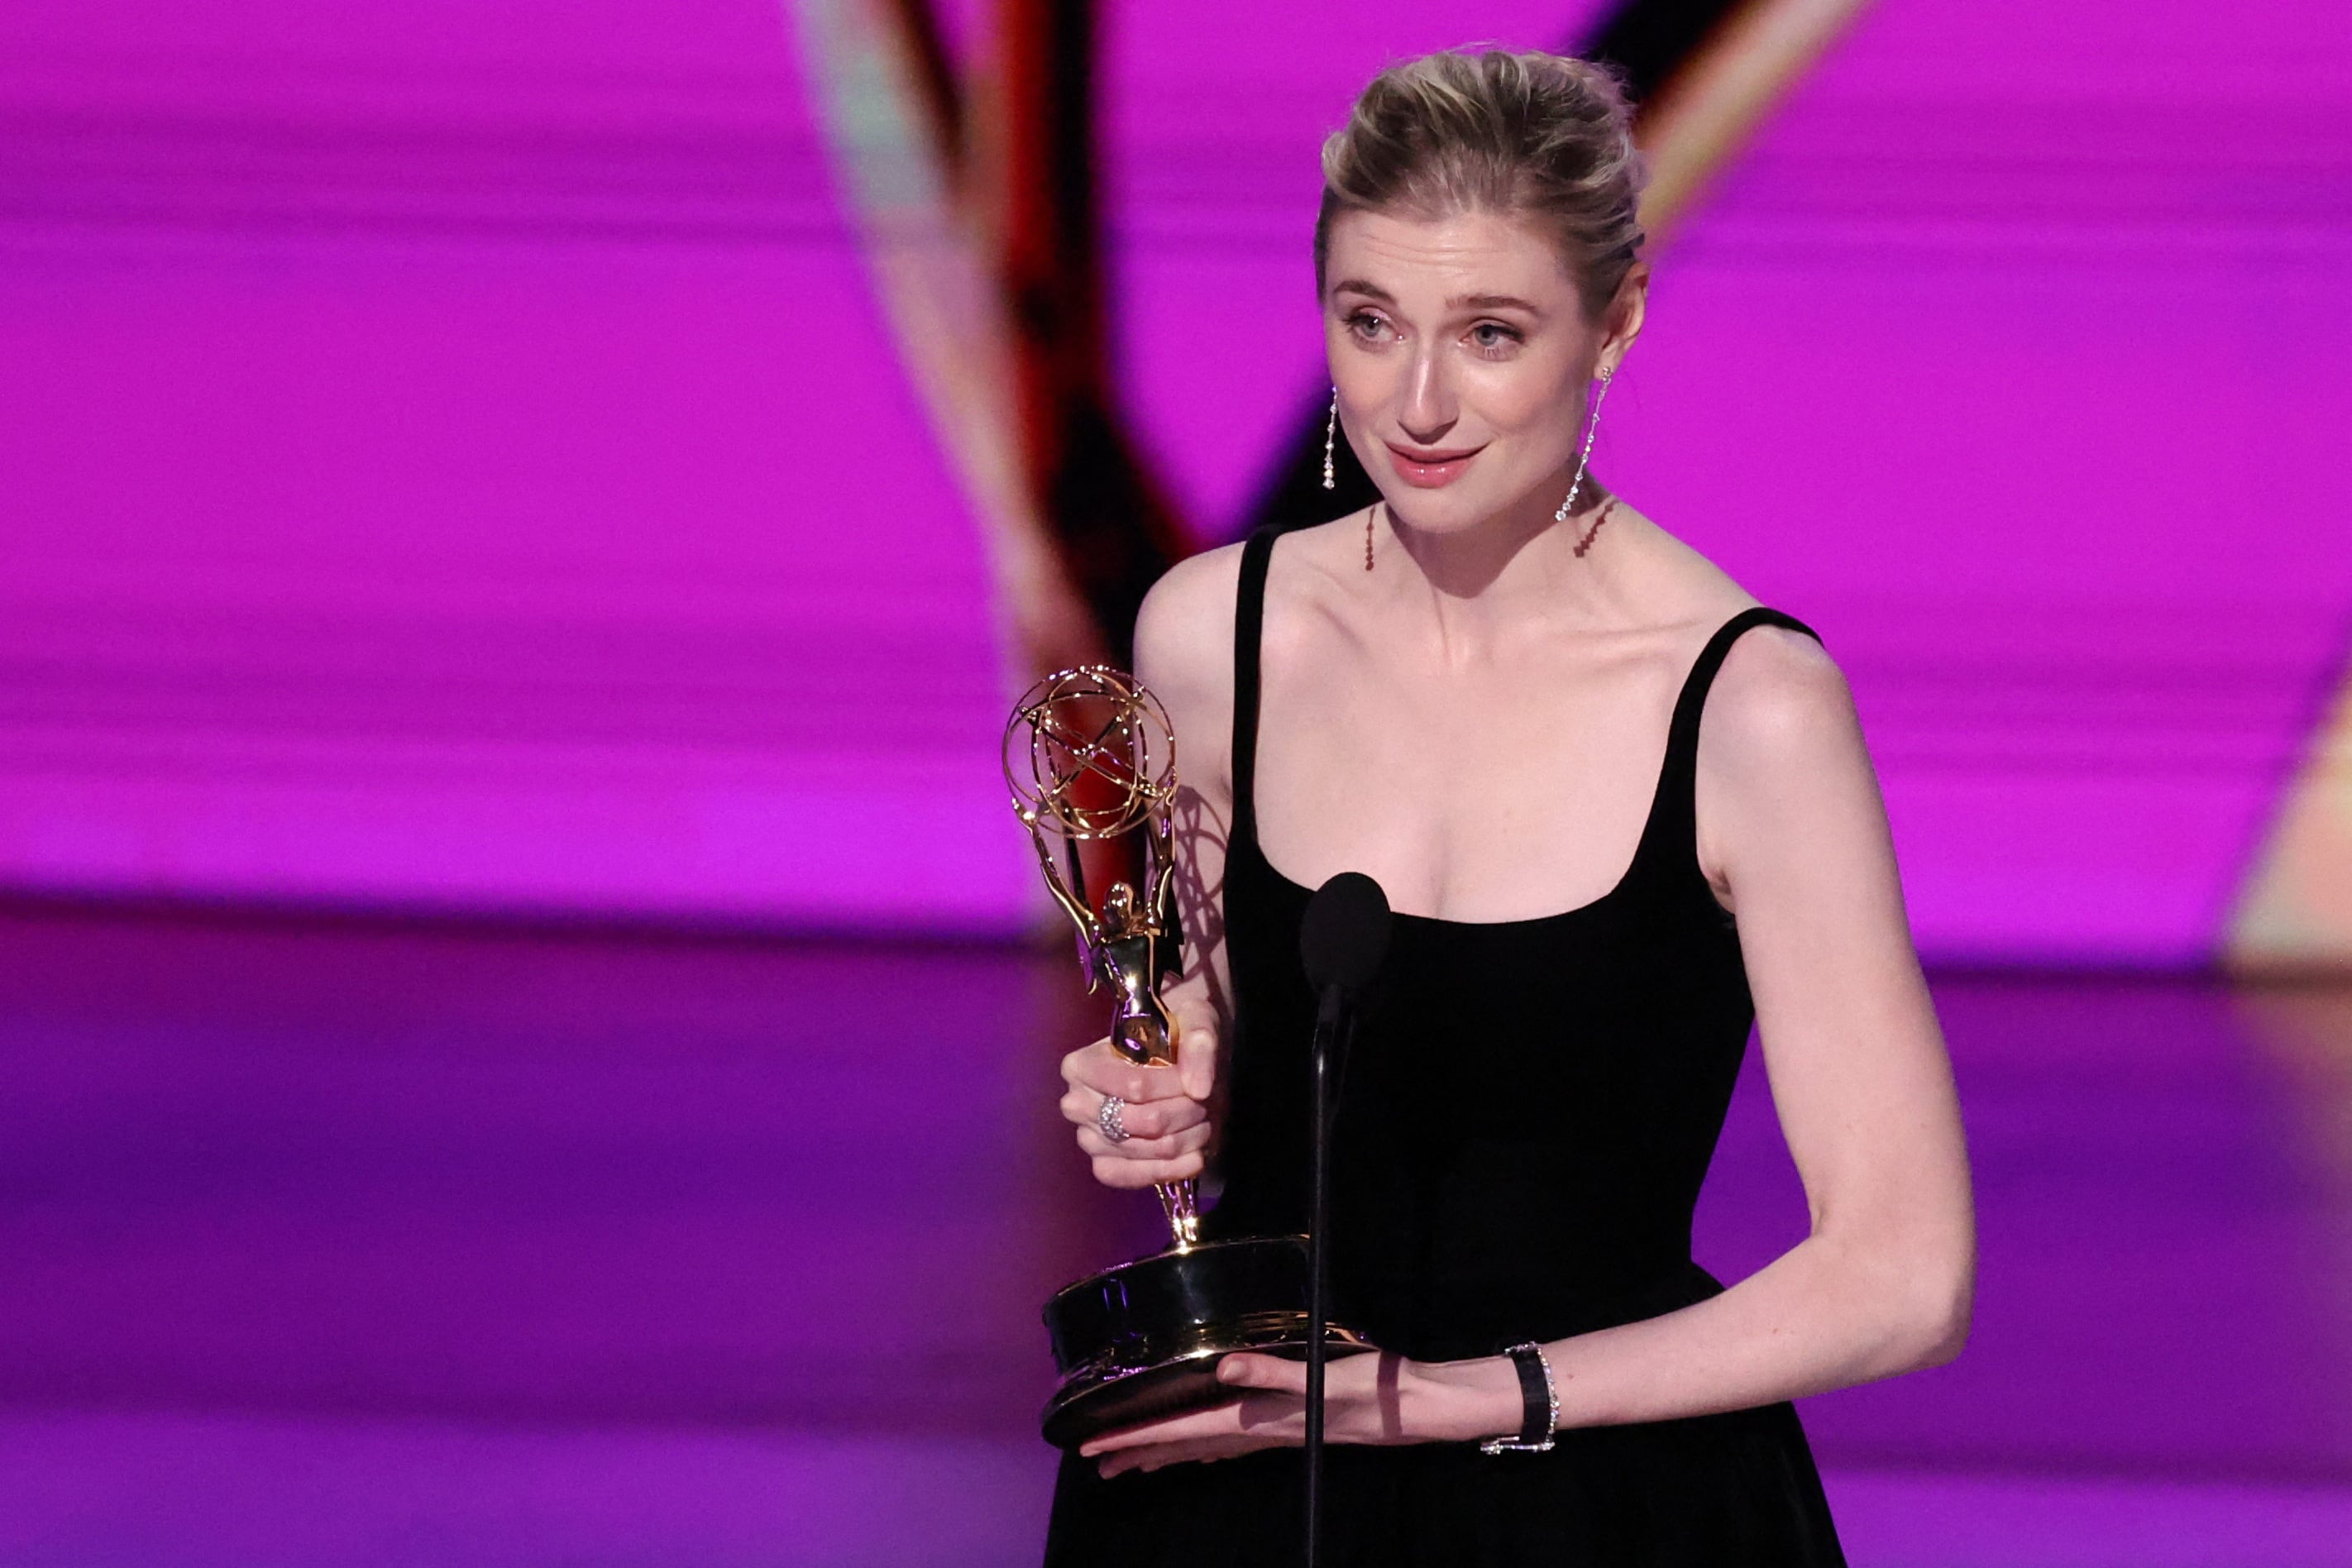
<box><xmin>1</xmin><ymin>0</ymin><xmax>2347</xmax><ymax>962</ymax></box>
<box><xmin>0</xmin><ymin>0</ymin><xmax>1027</xmax><ymax>933</ymax></box>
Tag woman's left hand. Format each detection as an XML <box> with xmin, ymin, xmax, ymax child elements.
<box><xmin>1080</xmin><ymin>1350</ymin><xmax>1517</xmax><ymax>1477</ymax></box>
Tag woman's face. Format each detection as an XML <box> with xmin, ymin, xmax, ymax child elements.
<box><xmin>1322</xmin><ymin>206</ymin><xmax>1639</xmax><ymax>538</ymax></box>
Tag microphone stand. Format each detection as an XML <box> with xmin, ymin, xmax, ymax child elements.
<box><xmin>1304</xmin><ymin>984</ymin><xmax>1350</xmax><ymax>1568</ymax></box>
<box><xmin>1295</xmin><ymin>868</ymin><xmax>1389</xmax><ymax>1568</ymax></box>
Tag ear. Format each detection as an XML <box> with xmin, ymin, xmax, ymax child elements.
<box><xmin>1598</xmin><ymin>261</ymin><xmax>1650</xmax><ymax>377</ymax></box>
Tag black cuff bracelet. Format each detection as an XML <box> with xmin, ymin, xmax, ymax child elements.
<box><xmin>1478</xmin><ymin>1341</ymin><xmax>1559</xmax><ymax>1455</ymax></box>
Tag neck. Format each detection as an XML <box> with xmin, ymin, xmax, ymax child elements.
<box><xmin>1380</xmin><ymin>473</ymin><xmax>1623</xmax><ymax>651</ymax></box>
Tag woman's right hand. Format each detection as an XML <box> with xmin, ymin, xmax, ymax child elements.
<box><xmin>1059</xmin><ymin>1010</ymin><xmax>1218</xmax><ymax>1189</ymax></box>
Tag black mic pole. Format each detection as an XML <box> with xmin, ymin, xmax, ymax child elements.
<box><xmin>1298</xmin><ymin>873</ymin><xmax>1390</xmax><ymax>1568</ymax></box>
<box><xmin>1305</xmin><ymin>982</ymin><xmax>1343</xmax><ymax>1568</ymax></box>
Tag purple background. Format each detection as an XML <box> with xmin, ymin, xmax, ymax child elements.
<box><xmin>2</xmin><ymin>7</ymin><xmax>2350</xmax><ymax>1561</ymax></box>
<box><xmin>2</xmin><ymin>0</ymin><xmax>2348</xmax><ymax>958</ymax></box>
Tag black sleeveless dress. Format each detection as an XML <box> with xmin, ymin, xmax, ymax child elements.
<box><xmin>1044</xmin><ymin>528</ymin><xmax>1848</xmax><ymax>1566</ymax></box>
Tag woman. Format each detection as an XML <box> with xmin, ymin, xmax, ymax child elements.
<box><xmin>1046</xmin><ymin>48</ymin><xmax>1972</xmax><ymax>1565</ymax></box>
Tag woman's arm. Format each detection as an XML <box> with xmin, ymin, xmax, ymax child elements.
<box><xmin>1084</xmin><ymin>624</ymin><xmax>1975</xmax><ymax>1470</ymax></box>
<box><xmin>1472</xmin><ymin>626</ymin><xmax>1976</xmax><ymax>1429</ymax></box>
<box><xmin>1057</xmin><ymin>547</ymin><xmax>1246</xmax><ymax>1187</ymax></box>
<box><xmin>1135</xmin><ymin>548</ymin><xmax>1243</xmax><ymax>1065</ymax></box>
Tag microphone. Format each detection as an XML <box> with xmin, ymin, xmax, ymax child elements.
<box><xmin>1301</xmin><ymin>869</ymin><xmax>1393</xmax><ymax>1026</ymax></box>
<box><xmin>1298</xmin><ymin>871</ymin><xmax>1390</xmax><ymax>1568</ymax></box>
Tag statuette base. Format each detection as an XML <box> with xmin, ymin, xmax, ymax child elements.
<box><xmin>1040</xmin><ymin>1235</ymin><xmax>1375</xmax><ymax>1449</ymax></box>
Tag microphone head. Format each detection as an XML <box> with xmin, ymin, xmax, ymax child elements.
<box><xmin>1300</xmin><ymin>872</ymin><xmax>1393</xmax><ymax>999</ymax></box>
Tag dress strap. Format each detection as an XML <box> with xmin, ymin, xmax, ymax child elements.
<box><xmin>1638</xmin><ymin>606</ymin><xmax>1823</xmax><ymax>872</ymax></box>
<box><xmin>1229</xmin><ymin>527</ymin><xmax>1280</xmax><ymax>842</ymax></box>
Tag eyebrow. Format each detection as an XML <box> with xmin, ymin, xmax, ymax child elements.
<box><xmin>1452</xmin><ymin>292</ymin><xmax>1544</xmax><ymax>314</ymax></box>
<box><xmin>1330</xmin><ymin>280</ymin><xmax>1546</xmax><ymax>316</ymax></box>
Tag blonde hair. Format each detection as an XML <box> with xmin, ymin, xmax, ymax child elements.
<box><xmin>1315</xmin><ymin>49</ymin><xmax>1647</xmax><ymax>321</ymax></box>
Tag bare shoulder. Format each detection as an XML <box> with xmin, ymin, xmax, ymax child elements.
<box><xmin>1132</xmin><ymin>540</ymin><xmax>1246</xmax><ymax>720</ymax></box>
<box><xmin>1700</xmin><ymin>619</ymin><xmax>1867</xmax><ymax>784</ymax></box>
<box><xmin>1618</xmin><ymin>505</ymin><xmax>1862</xmax><ymax>778</ymax></box>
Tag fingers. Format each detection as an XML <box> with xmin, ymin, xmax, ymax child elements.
<box><xmin>1076</xmin><ymin>1116</ymin><xmax>1212</xmax><ymax>1164</ymax></box>
<box><xmin>1058</xmin><ymin>1083</ymin><xmax>1207</xmax><ymax>1141</ymax></box>
<box><xmin>1057</xmin><ymin>1025</ymin><xmax>1220</xmax><ymax>1192</ymax></box>
<box><xmin>1080</xmin><ymin>1398</ymin><xmax>1251</xmax><ymax>1460</ymax></box>
<box><xmin>1059</xmin><ymin>1041</ymin><xmax>1189</xmax><ymax>1107</ymax></box>
<box><xmin>1084</xmin><ymin>1389</ymin><xmax>1298</xmax><ymax>1476</ymax></box>
<box><xmin>1097</xmin><ymin>1433</ymin><xmax>1270</xmax><ymax>1478</ymax></box>
<box><xmin>1087</xmin><ymin>1146</ymin><xmax>1206</xmax><ymax>1189</ymax></box>
<box><xmin>1175</xmin><ymin>1019</ymin><xmax>1217</xmax><ymax>1102</ymax></box>
<box><xmin>1082</xmin><ymin>1354</ymin><xmax>1407</xmax><ymax>1477</ymax></box>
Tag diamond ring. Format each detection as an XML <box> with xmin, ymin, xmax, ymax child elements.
<box><xmin>1097</xmin><ymin>1095</ymin><xmax>1131</xmax><ymax>1144</ymax></box>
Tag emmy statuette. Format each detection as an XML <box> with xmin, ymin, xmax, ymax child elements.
<box><xmin>1006</xmin><ymin>667</ymin><xmax>1372</xmax><ymax>1448</ymax></box>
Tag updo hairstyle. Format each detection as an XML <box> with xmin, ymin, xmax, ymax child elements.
<box><xmin>1315</xmin><ymin>49</ymin><xmax>1647</xmax><ymax>323</ymax></box>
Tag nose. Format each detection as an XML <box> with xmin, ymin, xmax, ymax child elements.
<box><xmin>1396</xmin><ymin>339</ymin><xmax>1458</xmax><ymax>447</ymax></box>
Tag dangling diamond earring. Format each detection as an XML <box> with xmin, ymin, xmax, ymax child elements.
<box><xmin>1326</xmin><ymin>390</ymin><xmax>1374</xmax><ymax>571</ymax></box>
<box><xmin>1555</xmin><ymin>366</ymin><xmax>1614</xmax><ymax>544</ymax></box>
<box><xmin>1322</xmin><ymin>389</ymin><xmax>1338</xmax><ymax>491</ymax></box>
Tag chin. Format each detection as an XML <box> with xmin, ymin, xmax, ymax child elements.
<box><xmin>1374</xmin><ymin>481</ymin><xmax>1523</xmax><ymax>538</ymax></box>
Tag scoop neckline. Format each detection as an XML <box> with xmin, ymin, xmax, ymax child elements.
<box><xmin>1243</xmin><ymin>831</ymin><xmax>1648</xmax><ymax>930</ymax></box>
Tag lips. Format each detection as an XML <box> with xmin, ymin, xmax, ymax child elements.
<box><xmin>1384</xmin><ymin>442</ymin><xmax>1485</xmax><ymax>488</ymax></box>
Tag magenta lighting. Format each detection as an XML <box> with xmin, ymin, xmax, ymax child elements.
<box><xmin>2</xmin><ymin>0</ymin><xmax>2347</xmax><ymax>960</ymax></box>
